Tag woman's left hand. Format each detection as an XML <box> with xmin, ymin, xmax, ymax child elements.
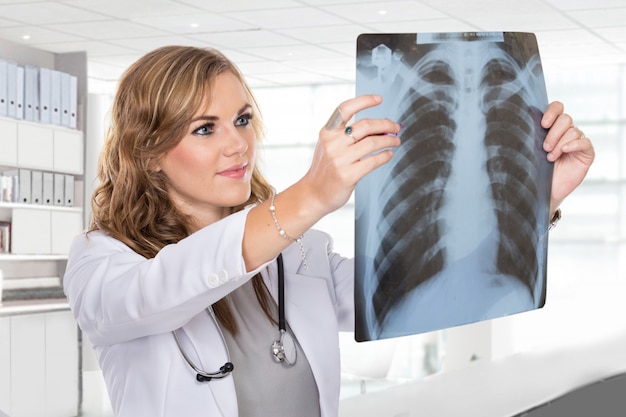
<box><xmin>541</xmin><ymin>101</ymin><xmax>595</xmax><ymax>213</ymax></box>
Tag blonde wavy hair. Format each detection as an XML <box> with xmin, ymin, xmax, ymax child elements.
<box><xmin>91</xmin><ymin>46</ymin><xmax>274</xmax><ymax>332</ymax></box>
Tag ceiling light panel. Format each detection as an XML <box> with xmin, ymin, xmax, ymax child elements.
<box><xmin>46</xmin><ymin>20</ymin><xmax>171</xmax><ymax>40</ymax></box>
<box><xmin>174</xmin><ymin>0</ymin><xmax>302</xmax><ymax>13</ymax></box>
<box><xmin>62</xmin><ymin>0</ymin><xmax>199</xmax><ymax>19</ymax></box>
<box><xmin>222</xmin><ymin>7</ymin><xmax>348</xmax><ymax>29</ymax></box>
<box><xmin>131</xmin><ymin>13</ymin><xmax>257</xmax><ymax>34</ymax></box>
<box><xmin>0</xmin><ymin>25</ymin><xmax>81</xmax><ymax>44</ymax></box>
<box><xmin>321</xmin><ymin>1</ymin><xmax>446</xmax><ymax>23</ymax></box>
<box><xmin>188</xmin><ymin>29</ymin><xmax>299</xmax><ymax>49</ymax></box>
<box><xmin>419</xmin><ymin>0</ymin><xmax>553</xmax><ymax>19</ymax></box>
<box><xmin>0</xmin><ymin>2</ymin><xmax>106</xmax><ymax>25</ymax></box>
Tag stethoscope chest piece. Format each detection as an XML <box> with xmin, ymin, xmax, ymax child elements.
<box><xmin>272</xmin><ymin>329</ymin><xmax>297</xmax><ymax>366</ymax></box>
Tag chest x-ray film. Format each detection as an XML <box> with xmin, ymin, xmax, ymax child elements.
<box><xmin>354</xmin><ymin>32</ymin><xmax>553</xmax><ymax>342</ymax></box>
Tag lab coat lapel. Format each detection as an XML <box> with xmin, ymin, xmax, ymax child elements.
<box><xmin>278</xmin><ymin>252</ymin><xmax>342</xmax><ymax>417</ymax></box>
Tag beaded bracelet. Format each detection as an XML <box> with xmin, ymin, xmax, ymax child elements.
<box><xmin>269</xmin><ymin>189</ymin><xmax>308</xmax><ymax>270</ymax></box>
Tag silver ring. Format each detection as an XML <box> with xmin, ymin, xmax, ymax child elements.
<box><xmin>325</xmin><ymin>108</ymin><xmax>345</xmax><ymax>129</ymax></box>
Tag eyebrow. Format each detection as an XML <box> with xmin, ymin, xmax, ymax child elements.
<box><xmin>190</xmin><ymin>104</ymin><xmax>253</xmax><ymax>123</ymax></box>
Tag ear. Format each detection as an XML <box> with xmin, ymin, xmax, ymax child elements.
<box><xmin>147</xmin><ymin>158</ymin><xmax>162</xmax><ymax>172</ymax></box>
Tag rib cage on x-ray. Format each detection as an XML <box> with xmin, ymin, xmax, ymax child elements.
<box><xmin>357</xmin><ymin>35</ymin><xmax>551</xmax><ymax>339</ymax></box>
<box><xmin>481</xmin><ymin>55</ymin><xmax>546</xmax><ymax>304</ymax></box>
<box><xmin>372</xmin><ymin>55</ymin><xmax>459</xmax><ymax>326</ymax></box>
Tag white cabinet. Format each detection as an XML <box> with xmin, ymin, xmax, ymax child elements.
<box><xmin>53</xmin><ymin>129</ymin><xmax>83</xmax><ymax>174</ymax></box>
<box><xmin>10</xmin><ymin>208</ymin><xmax>51</xmax><ymax>254</ymax></box>
<box><xmin>9</xmin><ymin>207</ymin><xmax>82</xmax><ymax>255</ymax></box>
<box><xmin>0</xmin><ymin>118</ymin><xmax>85</xmax><ymax>174</ymax></box>
<box><xmin>0</xmin><ymin>317</ymin><xmax>9</xmax><ymax>414</ymax></box>
<box><xmin>0</xmin><ymin>119</ymin><xmax>18</xmax><ymax>166</ymax></box>
<box><xmin>51</xmin><ymin>210</ymin><xmax>83</xmax><ymax>254</ymax></box>
<box><xmin>16</xmin><ymin>122</ymin><xmax>54</xmax><ymax>170</ymax></box>
<box><xmin>0</xmin><ymin>311</ymin><xmax>79</xmax><ymax>417</ymax></box>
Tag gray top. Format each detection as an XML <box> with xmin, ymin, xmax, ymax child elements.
<box><xmin>222</xmin><ymin>278</ymin><xmax>321</xmax><ymax>417</ymax></box>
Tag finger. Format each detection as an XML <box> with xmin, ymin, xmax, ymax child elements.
<box><xmin>541</xmin><ymin>101</ymin><xmax>564</xmax><ymax>129</ymax></box>
<box><xmin>546</xmin><ymin>125</ymin><xmax>587</xmax><ymax>162</ymax></box>
<box><xmin>325</xmin><ymin>108</ymin><xmax>345</xmax><ymax>129</ymax></box>
<box><xmin>352</xmin><ymin>133</ymin><xmax>401</xmax><ymax>159</ymax></box>
<box><xmin>324</xmin><ymin>95</ymin><xmax>383</xmax><ymax>131</ymax></box>
<box><xmin>543</xmin><ymin>112</ymin><xmax>574</xmax><ymax>152</ymax></box>
<box><xmin>561</xmin><ymin>130</ymin><xmax>595</xmax><ymax>159</ymax></box>
<box><xmin>352</xmin><ymin>147</ymin><xmax>396</xmax><ymax>179</ymax></box>
<box><xmin>342</xmin><ymin>118</ymin><xmax>401</xmax><ymax>144</ymax></box>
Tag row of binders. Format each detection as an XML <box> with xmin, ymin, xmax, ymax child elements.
<box><xmin>0</xmin><ymin>58</ymin><xmax>78</xmax><ymax>129</ymax></box>
<box><xmin>0</xmin><ymin>169</ymin><xmax>75</xmax><ymax>207</ymax></box>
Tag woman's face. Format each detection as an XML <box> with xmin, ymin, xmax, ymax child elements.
<box><xmin>157</xmin><ymin>71</ymin><xmax>257</xmax><ymax>228</ymax></box>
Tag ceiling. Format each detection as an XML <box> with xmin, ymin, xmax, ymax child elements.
<box><xmin>1</xmin><ymin>0</ymin><xmax>625</xmax><ymax>94</ymax></box>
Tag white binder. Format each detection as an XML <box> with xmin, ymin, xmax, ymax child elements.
<box><xmin>15</xmin><ymin>65</ymin><xmax>24</xmax><ymax>120</ymax></box>
<box><xmin>50</xmin><ymin>69</ymin><xmax>62</xmax><ymax>125</ymax></box>
<box><xmin>53</xmin><ymin>172</ymin><xmax>64</xmax><ymax>206</ymax></box>
<box><xmin>64</xmin><ymin>174</ymin><xmax>74</xmax><ymax>206</ymax></box>
<box><xmin>24</xmin><ymin>65</ymin><xmax>39</xmax><ymax>122</ymax></box>
<box><xmin>60</xmin><ymin>71</ymin><xmax>71</xmax><ymax>127</ymax></box>
<box><xmin>31</xmin><ymin>170</ymin><xmax>43</xmax><ymax>204</ymax></box>
<box><xmin>6</xmin><ymin>60</ymin><xmax>18</xmax><ymax>118</ymax></box>
<box><xmin>69</xmin><ymin>74</ymin><xmax>78</xmax><ymax>129</ymax></box>
<box><xmin>18</xmin><ymin>168</ymin><xmax>31</xmax><ymax>204</ymax></box>
<box><xmin>39</xmin><ymin>67</ymin><xmax>52</xmax><ymax>124</ymax></box>
<box><xmin>43</xmin><ymin>172</ymin><xmax>54</xmax><ymax>205</ymax></box>
<box><xmin>0</xmin><ymin>59</ymin><xmax>8</xmax><ymax>117</ymax></box>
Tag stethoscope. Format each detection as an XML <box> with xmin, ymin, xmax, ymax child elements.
<box><xmin>173</xmin><ymin>253</ymin><xmax>296</xmax><ymax>383</ymax></box>
<box><xmin>271</xmin><ymin>253</ymin><xmax>297</xmax><ymax>366</ymax></box>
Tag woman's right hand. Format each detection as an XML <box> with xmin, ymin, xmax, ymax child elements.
<box><xmin>299</xmin><ymin>94</ymin><xmax>402</xmax><ymax>217</ymax></box>
<box><xmin>243</xmin><ymin>94</ymin><xmax>400</xmax><ymax>270</ymax></box>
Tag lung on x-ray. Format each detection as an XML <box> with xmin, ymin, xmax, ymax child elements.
<box><xmin>354</xmin><ymin>32</ymin><xmax>553</xmax><ymax>342</ymax></box>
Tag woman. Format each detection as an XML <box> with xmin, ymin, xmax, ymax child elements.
<box><xmin>63</xmin><ymin>46</ymin><xmax>594</xmax><ymax>417</ymax></box>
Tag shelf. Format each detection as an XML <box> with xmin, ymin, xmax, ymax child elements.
<box><xmin>0</xmin><ymin>253</ymin><xmax>68</xmax><ymax>261</ymax></box>
<box><xmin>0</xmin><ymin>298</ymin><xmax>69</xmax><ymax>317</ymax></box>
<box><xmin>0</xmin><ymin>202</ymin><xmax>81</xmax><ymax>212</ymax></box>
<box><xmin>0</xmin><ymin>202</ymin><xmax>82</xmax><ymax>222</ymax></box>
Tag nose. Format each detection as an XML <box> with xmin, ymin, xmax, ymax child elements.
<box><xmin>223</xmin><ymin>125</ymin><xmax>249</xmax><ymax>156</ymax></box>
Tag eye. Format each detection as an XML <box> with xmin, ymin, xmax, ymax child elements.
<box><xmin>192</xmin><ymin>123</ymin><xmax>214</xmax><ymax>136</ymax></box>
<box><xmin>236</xmin><ymin>113</ymin><xmax>253</xmax><ymax>127</ymax></box>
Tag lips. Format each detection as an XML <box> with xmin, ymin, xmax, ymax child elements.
<box><xmin>217</xmin><ymin>163</ymin><xmax>248</xmax><ymax>179</ymax></box>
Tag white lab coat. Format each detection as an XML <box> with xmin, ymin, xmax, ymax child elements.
<box><xmin>63</xmin><ymin>208</ymin><xmax>354</xmax><ymax>417</ymax></box>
